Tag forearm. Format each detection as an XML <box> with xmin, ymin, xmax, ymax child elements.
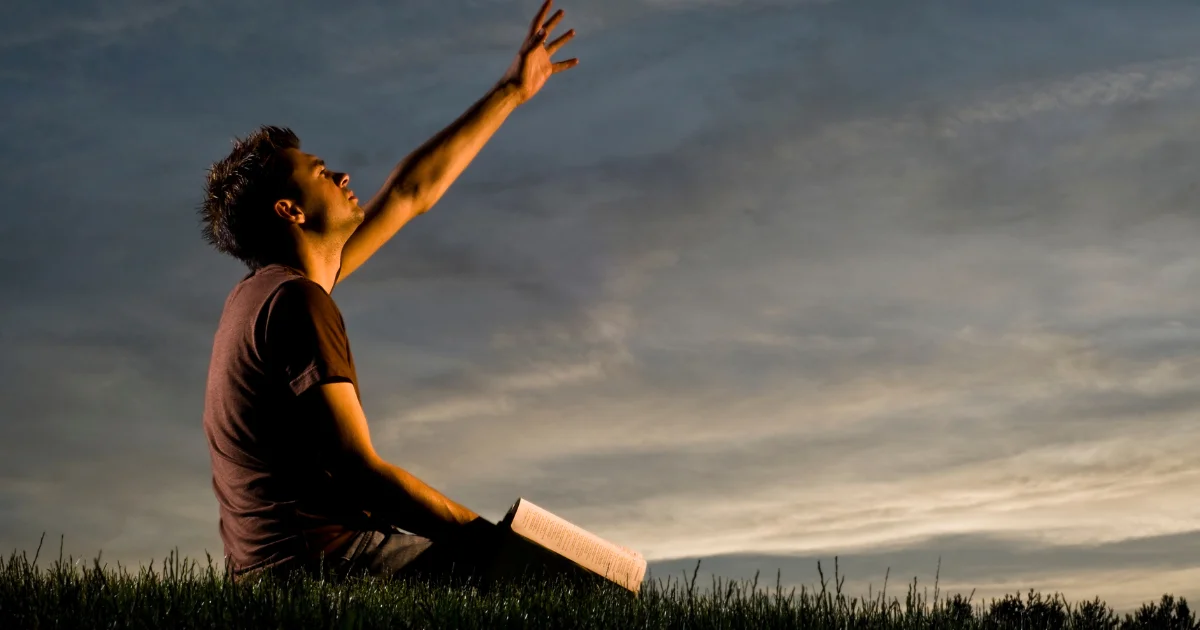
<box><xmin>356</xmin><ymin>458</ymin><xmax>481</xmax><ymax>540</ymax></box>
<box><xmin>337</xmin><ymin>81</ymin><xmax>523</xmax><ymax>283</ymax></box>
<box><xmin>382</xmin><ymin>81</ymin><xmax>522</xmax><ymax>215</ymax></box>
<box><xmin>337</xmin><ymin>2</ymin><xmax>579</xmax><ymax>284</ymax></box>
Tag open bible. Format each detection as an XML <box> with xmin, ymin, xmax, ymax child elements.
<box><xmin>485</xmin><ymin>498</ymin><xmax>647</xmax><ymax>593</ymax></box>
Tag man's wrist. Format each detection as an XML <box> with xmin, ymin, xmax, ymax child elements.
<box><xmin>491</xmin><ymin>79</ymin><xmax>525</xmax><ymax>108</ymax></box>
<box><xmin>457</xmin><ymin>516</ymin><xmax>502</xmax><ymax>550</ymax></box>
<box><xmin>456</xmin><ymin>506</ymin><xmax>483</xmax><ymax>526</ymax></box>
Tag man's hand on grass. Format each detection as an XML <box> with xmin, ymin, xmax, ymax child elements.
<box><xmin>448</xmin><ymin>516</ymin><xmax>504</xmax><ymax>556</ymax></box>
<box><xmin>499</xmin><ymin>0</ymin><xmax>579</xmax><ymax>105</ymax></box>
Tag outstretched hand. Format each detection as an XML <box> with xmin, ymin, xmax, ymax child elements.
<box><xmin>499</xmin><ymin>0</ymin><xmax>579</xmax><ymax>104</ymax></box>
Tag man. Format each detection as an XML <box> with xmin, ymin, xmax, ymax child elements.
<box><xmin>199</xmin><ymin>0</ymin><xmax>578</xmax><ymax>585</ymax></box>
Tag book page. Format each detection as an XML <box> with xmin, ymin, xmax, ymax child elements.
<box><xmin>508</xmin><ymin>499</ymin><xmax>647</xmax><ymax>592</ymax></box>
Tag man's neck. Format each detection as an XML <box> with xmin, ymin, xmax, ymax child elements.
<box><xmin>281</xmin><ymin>243</ymin><xmax>343</xmax><ymax>295</ymax></box>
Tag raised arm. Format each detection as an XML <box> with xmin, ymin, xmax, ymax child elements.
<box><xmin>337</xmin><ymin>0</ymin><xmax>578</xmax><ymax>284</ymax></box>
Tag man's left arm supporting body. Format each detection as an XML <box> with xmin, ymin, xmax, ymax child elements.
<box><xmin>267</xmin><ymin>277</ymin><xmax>482</xmax><ymax>544</ymax></box>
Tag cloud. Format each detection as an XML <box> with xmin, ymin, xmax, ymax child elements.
<box><xmin>372</xmin><ymin>249</ymin><xmax>676</xmax><ymax>436</ymax></box>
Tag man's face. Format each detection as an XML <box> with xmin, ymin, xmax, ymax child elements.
<box><xmin>283</xmin><ymin>148</ymin><xmax>364</xmax><ymax>236</ymax></box>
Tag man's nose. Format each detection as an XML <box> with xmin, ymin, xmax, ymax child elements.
<box><xmin>335</xmin><ymin>172</ymin><xmax>350</xmax><ymax>187</ymax></box>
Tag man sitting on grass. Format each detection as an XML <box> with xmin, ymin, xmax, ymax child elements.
<box><xmin>198</xmin><ymin>0</ymin><xmax>578</xmax><ymax>585</ymax></box>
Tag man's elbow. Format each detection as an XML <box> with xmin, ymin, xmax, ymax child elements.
<box><xmin>326</xmin><ymin>449</ymin><xmax>386</xmax><ymax>486</ymax></box>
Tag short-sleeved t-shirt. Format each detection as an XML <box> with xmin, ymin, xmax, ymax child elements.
<box><xmin>202</xmin><ymin>264</ymin><xmax>376</xmax><ymax>577</ymax></box>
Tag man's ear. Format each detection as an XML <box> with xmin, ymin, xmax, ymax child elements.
<box><xmin>273</xmin><ymin>199</ymin><xmax>305</xmax><ymax>225</ymax></box>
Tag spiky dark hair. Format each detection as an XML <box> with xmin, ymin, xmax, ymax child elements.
<box><xmin>200</xmin><ymin>125</ymin><xmax>301</xmax><ymax>269</ymax></box>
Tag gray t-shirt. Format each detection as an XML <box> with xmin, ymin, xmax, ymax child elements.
<box><xmin>202</xmin><ymin>264</ymin><xmax>374</xmax><ymax>577</ymax></box>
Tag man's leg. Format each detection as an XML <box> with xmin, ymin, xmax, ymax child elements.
<box><xmin>332</xmin><ymin>526</ymin><xmax>501</xmax><ymax>587</ymax></box>
<box><xmin>322</xmin><ymin>526</ymin><xmax>610</xmax><ymax>593</ymax></box>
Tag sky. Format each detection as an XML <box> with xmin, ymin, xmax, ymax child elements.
<box><xmin>2</xmin><ymin>0</ymin><xmax>1199</xmax><ymax>615</ymax></box>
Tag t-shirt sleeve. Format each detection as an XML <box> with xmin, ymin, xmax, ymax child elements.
<box><xmin>263</xmin><ymin>279</ymin><xmax>356</xmax><ymax>396</ymax></box>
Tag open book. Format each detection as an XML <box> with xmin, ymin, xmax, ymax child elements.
<box><xmin>490</xmin><ymin>498</ymin><xmax>647</xmax><ymax>593</ymax></box>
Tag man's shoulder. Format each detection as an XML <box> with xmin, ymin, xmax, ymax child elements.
<box><xmin>242</xmin><ymin>266</ymin><xmax>347</xmax><ymax>334</ymax></box>
<box><xmin>232</xmin><ymin>264</ymin><xmax>325</xmax><ymax>305</ymax></box>
<box><xmin>214</xmin><ymin>265</ymin><xmax>330</xmax><ymax>336</ymax></box>
<box><xmin>238</xmin><ymin>263</ymin><xmax>304</xmax><ymax>289</ymax></box>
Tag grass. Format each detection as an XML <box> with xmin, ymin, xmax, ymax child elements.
<box><xmin>2</xmin><ymin>535</ymin><xmax>1197</xmax><ymax>629</ymax></box>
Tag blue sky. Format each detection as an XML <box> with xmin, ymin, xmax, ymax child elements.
<box><xmin>3</xmin><ymin>0</ymin><xmax>1200</xmax><ymax>614</ymax></box>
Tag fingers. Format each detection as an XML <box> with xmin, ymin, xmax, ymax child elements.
<box><xmin>545</xmin><ymin>31</ymin><xmax>574</xmax><ymax>55</ymax></box>
<box><xmin>529</xmin><ymin>0</ymin><xmax>552</xmax><ymax>37</ymax></box>
<box><xmin>524</xmin><ymin>0</ymin><xmax>577</xmax><ymax>72</ymax></box>
<box><xmin>541</xmin><ymin>9</ymin><xmax>565</xmax><ymax>35</ymax></box>
<box><xmin>545</xmin><ymin>29</ymin><xmax>575</xmax><ymax>55</ymax></box>
<box><xmin>551</xmin><ymin>58</ymin><xmax>579</xmax><ymax>73</ymax></box>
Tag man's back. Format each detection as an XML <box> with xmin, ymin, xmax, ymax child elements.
<box><xmin>203</xmin><ymin>264</ymin><xmax>372</xmax><ymax>577</ymax></box>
